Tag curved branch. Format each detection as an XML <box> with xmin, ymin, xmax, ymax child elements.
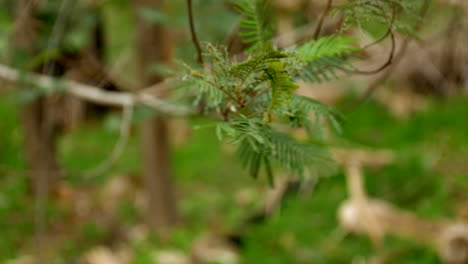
<box><xmin>345</xmin><ymin>0</ymin><xmax>431</xmax><ymax>111</ymax></box>
<box><xmin>187</xmin><ymin>0</ymin><xmax>204</xmax><ymax>65</ymax></box>
<box><xmin>83</xmin><ymin>104</ymin><xmax>134</xmax><ymax>178</ymax></box>
<box><xmin>351</xmin><ymin>30</ymin><xmax>396</xmax><ymax>75</ymax></box>
<box><xmin>361</xmin><ymin>0</ymin><xmax>397</xmax><ymax>50</ymax></box>
<box><xmin>361</xmin><ymin>25</ymin><xmax>392</xmax><ymax>50</ymax></box>
<box><xmin>351</xmin><ymin>1</ymin><xmax>397</xmax><ymax>75</ymax></box>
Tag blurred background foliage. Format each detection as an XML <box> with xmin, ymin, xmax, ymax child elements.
<box><xmin>0</xmin><ymin>0</ymin><xmax>467</xmax><ymax>263</ymax></box>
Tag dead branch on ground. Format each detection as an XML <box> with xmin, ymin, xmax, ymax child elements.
<box><xmin>335</xmin><ymin>149</ymin><xmax>468</xmax><ymax>264</ymax></box>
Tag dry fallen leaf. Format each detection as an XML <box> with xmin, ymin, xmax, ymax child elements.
<box><xmin>191</xmin><ymin>234</ymin><xmax>239</xmax><ymax>264</ymax></box>
<box><xmin>153</xmin><ymin>249</ymin><xmax>191</xmax><ymax>264</ymax></box>
<box><xmin>84</xmin><ymin>246</ymin><xmax>122</xmax><ymax>264</ymax></box>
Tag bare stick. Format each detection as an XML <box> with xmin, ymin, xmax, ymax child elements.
<box><xmin>345</xmin><ymin>158</ymin><xmax>385</xmax><ymax>246</ymax></box>
<box><xmin>0</xmin><ymin>63</ymin><xmax>191</xmax><ymax>116</ymax></box>
<box><xmin>187</xmin><ymin>0</ymin><xmax>204</xmax><ymax>65</ymax></box>
<box><xmin>83</xmin><ymin>104</ymin><xmax>134</xmax><ymax>178</ymax></box>
<box><xmin>339</xmin><ymin>198</ymin><xmax>468</xmax><ymax>264</ymax></box>
<box><xmin>336</xmin><ymin>148</ymin><xmax>468</xmax><ymax>264</ymax></box>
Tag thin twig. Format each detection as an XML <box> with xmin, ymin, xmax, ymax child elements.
<box><xmin>312</xmin><ymin>0</ymin><xmax>333</xmax><ymax>40</ymax></box>
<box><xmin>351</xmin><ymin>30</ymin><xmax>396</xmax><ymax>75</ymax></box>
<box><xmin>187</xmin><ymin>0</ymin><xmax>204</xmax><ymax>65</ymax></box>
<box><xmin>345</xmin><ymin>0</ymin><xmax>431</xmax><ymax>111</ymax></box>
<box><xmin>361</xmin><ymin>0</ymin><xmax>396</xmax><ymax>50</ymax></box>
<box><xmin>351</xmin><ymin>2</ymin><xmax>396</xmax><ymax>75</ymax></box>
<box><xmin>361</xmin><ymin>25</ymin><xmax>392</xmax><ymax>50</ymax></box>
<box><xmin>198</xmin><ymin>75</ymin><xmax>242</xmax><ymax>106</ymax></box>
<box><xmin>83</xmin><ymin>104</ymin><xmax>134</xmax><ymax>178</ymax></box>
<box><xmin>42</xmin><ymin>0</ymin><xmax>75</xmax><ymax>75</ymax></box>
<box><xmin>344</xmin><ymin>36</ymin><xmax>410</xmax><ymax>111</ymax></box>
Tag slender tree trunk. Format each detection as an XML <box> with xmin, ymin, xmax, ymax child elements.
<box><xmin>21</xmin><ymin>99</ymin><xmax>62</xmax><ymax>192</ymax></box>
<box><xmin>12</xmin><ymin>0</ymin><xmax>62</xmax><ymax>193</ymax></box>
<box><xmin>11</xmin><ymin>1</ymin><xmax>61</xmax><ymax>262</ymax></box>
<box><xmin>133</xmin><ymin>0</ymin><xmax>179</xmax><ymax>235</ymax></box>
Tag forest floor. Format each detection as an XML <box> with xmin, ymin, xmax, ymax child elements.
<box><xmin>1</xmin><ymin>92</ymin><xmax>467</xmax><ymax>264</ymax></box>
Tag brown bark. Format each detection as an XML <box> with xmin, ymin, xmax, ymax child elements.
<box><xmin>11</xmin><ymin>2</ymin><xmax>62</xmax><ymax>262</ymax></box>
<box><xmin>21</xmin><ymin>99</ymin><xmax>62</xmax><ymax>192</ymax></box>
<box><xmin>133</xmin><ymin>0</ymin><xmax>179</xmax><ymax>234</ymax></box>
<box><xmin>12</xmin><ymin>0</ymin><xmax>62</xmax><ymax>193</ymax></box>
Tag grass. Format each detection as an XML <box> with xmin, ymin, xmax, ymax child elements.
<box><xmin>0</xmin><ymin>93</ymin><xmax>467</xmax><ymax>263</ymax></box>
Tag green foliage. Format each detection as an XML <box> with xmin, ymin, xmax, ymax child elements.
<box><xmin>192</xmin><ymin>0</ymin><xmax>424</xmax><ymax>182</ymax></box>
<box><xmin>333</xmin><ymin>0</ymin><xmax>425</xmax><ymax>38</ymax></box>
<box><xmin>216</xmin><ymin>118</ymin><xmax>333</xmax><ymax>185</ymax></box>
<box><xmin>296</xmin><ymin>35</ymin><xmax>359</xmax><ymax>60</ymax></box>
<box><xmin>180</xmin><ymin>0</ymin><xmax>367</xmax><ymax>182</ymax></box>
<box><xmin>183</xmin><ymin>40</ymin><xmax>345</xmax><ymax>181</ymax></box>
<box><xmin>217</xmin><ymin>118</ymin><xmax>276</xmax><ymax>184</ymax></box>
<box><xmin>295</xmin><ymin>35</ymin><xmax>359</xmax><ymax>83</ymax></box>
<box><xmin>229</xmin><ymin>48</ymin><xmax>288</xmax><ymax>80</ymax></box>
<box><xmin>232</xmin><ymin>0</ymin><xmax>274</xmax><ymax>52</ymax></box>
<box><xmin>286</xmin><ymin>95</ymin><xmax>345</xmax><ymax>137</ymax></box>
<box><xmin>265</xmin><ymin>61</ymin><xmax>299</xmax><ymax>119</ymax></box>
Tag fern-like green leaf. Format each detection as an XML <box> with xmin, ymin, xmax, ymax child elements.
<box><xmin>297</xmin><ymin>35</ymin><xmax>359</xmax><ymax>60</ymax></box>
<box><xmin>222</xmin><ymin>118</ymin><xmax>334</xmax><ymax>183</ymax></box>
<box><xmin>266</xmin><ymin>130</ymin><xmax>333</xmax><ymax>175</ymax></box>
<box><xmin>232</xmin><ymin>0</ymin><xmax>273</xmax><ymax>52</ymax></box>
<box><xmin>265</xmin><ymin>61</ymin><xmax>299</xmax><ymax>120</ymax></box>
<box><xmin>229</xmin><ymin>48</ymin><xmax>288</xmax><ymax>80</ymax></box>
<box><xmin>289</xmin><ymin>95</ymin><xmax>345</xmax><ymax>135</ymax></box>
<box><xmin>333</xmin><ymin>0</ymin><xmax>423</xmax><ymax>38</ymax></box>
<box><xmin>295</xmin><ymin>35</ymin><xmax>359</xmax><ymax>83</ymax></box>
